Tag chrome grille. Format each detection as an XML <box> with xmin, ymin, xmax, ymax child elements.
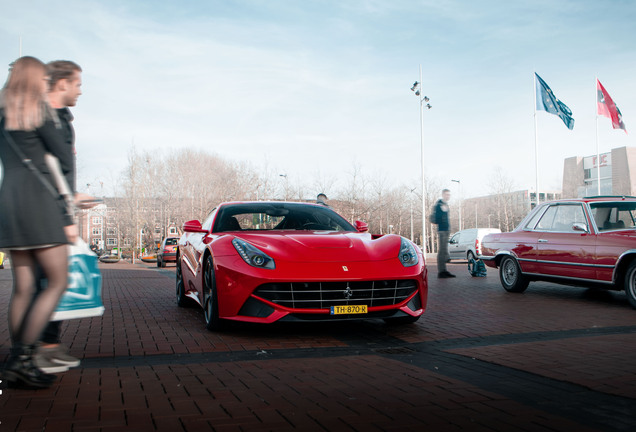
<box><xmin>253</xmin><ymin>280</ymin><xmax>418</xmax><ymax>309</ymax></box>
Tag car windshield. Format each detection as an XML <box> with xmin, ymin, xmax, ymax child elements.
<box><xmin>589</xmin><ymin>202</ymin><xmax>636</xmax><ymax>231</ymax></box>
<box><xmin>213</xmin><ymin>203</ymin><xmax>357</xmax><ymax>233</ymax></box>
<box><xmin>165</xmin><ymin>238</ymin><xmax>178</xmax><ymax>246</ymax></box>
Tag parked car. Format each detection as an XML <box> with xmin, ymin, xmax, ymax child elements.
<box><xmin>481</xmin><ymin>197</ymin><xmax>636</xmax><ymax>309</ymax></box>
<box><xmin>157</xmin><ymin>237</ymin><xmax>179</xmax><ymax>267</ymax></box>
<box><xmin>0</xmin><ymin>251</ymin><xmax>5</xmax><ymax>269</ymax></box>
<box><xmin>448</xmin><ymin>228</ymin><xmax>501</xmax><ymax>261</ymax></box>
<box><xmin>177</xmin><ymin>201</ymin><xmax>427</xmax><ymax>330</ymax></box>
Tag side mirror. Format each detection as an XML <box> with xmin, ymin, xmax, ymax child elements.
<box><xmin>183</xmin><ymin>220</ymin><xmax>207</xmax><ymax>233</ymax></box>
<box><xmin>354</xmin><ymin>220</ymin><xmax>369</xmax><ymax>233</ymax></box>
<box><xmin>572</xmin><ymin>223</ymin><xmax>588</xmax><ymax>233</ymax></box>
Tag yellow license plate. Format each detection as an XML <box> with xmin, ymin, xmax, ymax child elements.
<box><xmin>330</xmin><ymin>305</ymin><xmax>368</xmax><ymax>315</ymax></box>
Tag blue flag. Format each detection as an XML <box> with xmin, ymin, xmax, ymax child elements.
<box><xmin>535</xmin><ymin>73</ymin><xmax>575</xmax><ymax>130</ymax></box>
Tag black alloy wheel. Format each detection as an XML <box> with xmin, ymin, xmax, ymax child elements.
<box><xmin>203</xmin><ymin>255</ymin><xmax>222</xmax><ymax>331</ymax></box>
<box><xmin>176</xmin><ymin>258</ymin><xmax>189</xmax><ymax>307</ymax></box>
<box><xmin>499</xmin><ymin>255</ymin><xmax>529</xmax><ymax>293</ymax></box>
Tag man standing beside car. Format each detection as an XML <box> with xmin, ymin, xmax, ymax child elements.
<box><xmin>433</xmin><ymin>189</ymin><xmax>455</xmax><ymax>278</ymax></box>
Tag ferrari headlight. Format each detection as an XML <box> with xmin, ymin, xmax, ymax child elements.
<box><xmin>399</xmin><ymin>238</ymin><xmax>419</xmax><ymax>267</ymax></box>
<box><xmin>232</xmin><ymin>238</ymin><xmax>275</xmax><ymax>269</ymax></box>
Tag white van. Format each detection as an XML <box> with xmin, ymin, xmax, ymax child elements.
<box><xmin>448</xmin><ymin>228</ymin><xmax>501</xmax><ymax>261</ymax></box>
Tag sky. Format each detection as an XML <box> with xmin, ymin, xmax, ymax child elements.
<box><xmin>1</xmin><ymin>0</ymin><xmax>635</xmax><ymax>200</ymax></box>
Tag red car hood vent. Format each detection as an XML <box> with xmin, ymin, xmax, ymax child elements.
<box><xmin>284</xmin><ymin>233</ymin><xmax>354</xmax><ymax>249</ymax></box>
<box><xmin>233</xmin><ymin>232</ymin><xmax>401</xmax><ymax>263</ymax></box>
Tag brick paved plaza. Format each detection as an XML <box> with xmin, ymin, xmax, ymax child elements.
<box><xmin>1</xmin><ymin>258</ymin><xmax>635</xmax><ymax>431</ymax></box>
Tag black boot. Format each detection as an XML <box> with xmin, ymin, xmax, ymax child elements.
<box><xmin>2</xmin><ymin>344</ymin><xmax>57</xmax><ymax>389</ymax></box>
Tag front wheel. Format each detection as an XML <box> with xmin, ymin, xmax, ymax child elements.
<box><xmin>624</xmin><ymin>261</ymin><xmax>636</xmax><ymax>309</ymax></box>
<box><xmin>467</xmin><ymin>250</ymin><xmax>475</xmax><ymax>262</ymax></box>
<box><xmin>499</xmin><ymin>256</ymin><xmax>529</xmax><ymax>293</ymax></box>
<box><xmin>176</xmin><ymin>258</ymin><xmax>190</xmax><ymax>307</ymax></box>
<box><xmin>203</xmin><ymin>256</ymin><xmax>222</xmax><ymax>331</ymax></box>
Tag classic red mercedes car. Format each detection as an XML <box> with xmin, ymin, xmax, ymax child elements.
<box><xmin>481</xmin><ymin>197</ymin><xmax>636</xmax><ymax>309</ymax></box>
<box><xmin>176</xmin><ymin>201</ymin><xmax>427</xmax><ymax>330</ymax></box>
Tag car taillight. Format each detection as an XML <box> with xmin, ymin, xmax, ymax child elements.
<box><xmin>475</xmin><ymin>239</ymin><xmax>481</xmax><ymax>255</ymax></box>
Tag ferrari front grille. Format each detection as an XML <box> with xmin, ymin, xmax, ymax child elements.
<box><xmin>253</xmin><ymin>279</ymin><xmax>418</xmax><ymax>309</ymax></box>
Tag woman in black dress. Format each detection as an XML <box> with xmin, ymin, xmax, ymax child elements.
<box><xmin>0</xmin><ymin>56</ymin><xmax>76</xmax><ymax>388</ymax></box>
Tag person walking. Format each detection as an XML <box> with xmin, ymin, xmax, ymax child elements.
<box><xmin>0</xmin><ymin>56</ymin><xmax>76</xmax><ymax>388</ymax></box>
<box><xmin>33</xmin><ymin>60</ymin><xmax>88</xmax><ymax>374</ymax></box>
<box><xmin>433</xmin><ymin>189</ymin><xmax>455</xmax><ymax>278</ymax></box>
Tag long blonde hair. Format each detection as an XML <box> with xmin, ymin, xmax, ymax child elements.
<box><xmin>1</xmin><ymin>56</ymin><xmax>49</xmax><ymax>131</ymax></box>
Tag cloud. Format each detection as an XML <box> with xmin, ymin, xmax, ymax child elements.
<box><xmin>1</xmin><ymin>0</ymin><xmax>635</xmax><ymax>199</ymax></box>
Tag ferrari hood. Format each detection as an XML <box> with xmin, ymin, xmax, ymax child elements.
<box><xmin>232</xmin><ymin>231</ymin><xmax>402</xmax><ymax>263</ymax></box>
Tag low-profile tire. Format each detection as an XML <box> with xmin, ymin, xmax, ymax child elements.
<box><xmin>161</xmin><ymin>259</ymin><xmax>166</xmax><ymax>268</ymax></box>
<box><xmin>499</xmin><ymin>256</ymin><xmax>529</xmax><ymax>293</ymax></box>
<box><xmin>467</xmin><ymin>250</ymin><xmax>475</xmax><ymax>262</ymax></box>
<box><xmin>624</xmin><ymin>261</ymin><xmax>636</xmax><ymax>309</ymax></box>
<box><xmin>384</xmin><ymin>315</ymin><xmax>421</xmax><ymax>325</ymax></box>
<box><xmin>176</xmin><ymin>258</ymin><xmax>190</xmax><ymax>307</ymax></box>
<box><xmin>203</xmin><ymin>256</ymin><xmax>222</xmax><ymax>331</ymax></box>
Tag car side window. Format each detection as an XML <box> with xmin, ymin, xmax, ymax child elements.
<box><xmin>535</xmin><ymin>206</ymin><xmax>558</xmax><ymax>230</ymax></box>
<box><xmin>449</xmin><ymin>233</ymin><xmax>459</xmax><ymax>244</ymax></box>
<box><xmin>536</xmin><ymin>204</ymin><xmax>586</xmax><ymax>232</ymax></box>
<box><xmin>525</xmin><ymin>206</ymin><xmax>547</xmax><ymax>230</ymax></box>
<box><xmin>591</xmin><ymin>203</ymin><xmax>636</xmax><ymax>231</ymax></box>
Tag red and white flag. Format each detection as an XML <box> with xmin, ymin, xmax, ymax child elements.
<box><xmin>597</xmin><ymin>79</ymin><xmax>627</xmax><ymax>134</ymax></box>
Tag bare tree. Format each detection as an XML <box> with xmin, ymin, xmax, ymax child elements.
<box><xmin>108</xmin><ymin>149</ymin><xmax>518</xmax><ymax>264</ymax></box>
<box><xmin>487</xmin><ymin>167</ymin><xmax>520</xmax><ymax>232</ymax></box>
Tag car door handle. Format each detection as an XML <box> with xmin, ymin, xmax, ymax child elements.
<box><xmin>538</xmin><ymin>239</ymin><xmax>548</xmax><ymax>243</ymax></box>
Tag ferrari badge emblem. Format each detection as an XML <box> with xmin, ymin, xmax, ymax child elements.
<box><xmin>342</xmin><ymin>266</ymin><xmax>348</xmax><ymax>271</ymax></box>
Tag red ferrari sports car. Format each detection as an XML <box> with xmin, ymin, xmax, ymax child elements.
<box><xmin>176</xmin><ymin>201</ymin><xmax>427</xmax><ymax>330</ymax></box>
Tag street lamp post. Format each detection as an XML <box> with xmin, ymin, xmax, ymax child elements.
<box><xmin>451</xmin><ymin>179</ymin><xmax>461</xmax><ymax>231</ymax></box>
<box><xmin>411</xmin><ymin>66</ymin><xmax>432</xmax><ymax>260</ymax></box>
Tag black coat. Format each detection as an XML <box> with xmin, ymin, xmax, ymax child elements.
<box><xmin>56</xmin><ymin>107</ymin><xmax>76</xmax><ymax>193</ymax></box>
<box><xmin>434</xmin><ymin>199</ymin><xmax>450</xmax><ymax>232</ymax></box>
<box><xmin>0</xmin><ymin>114</ymin><xmax>73</xmax><ymax>248</ymax></box>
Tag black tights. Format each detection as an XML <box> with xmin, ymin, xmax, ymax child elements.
<box><xmin>8</xmin><ymin>245</ymin><xmax>68</xmax><ymax>346</ymax></box>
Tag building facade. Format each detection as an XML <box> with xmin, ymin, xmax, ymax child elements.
<box><xmin>77</xmin><ymin>198</ymin><xmax>181</xmax><ymax>255</ymax></box>
<box><xmin>562</xmin><ymin>146</ymin><xmax>636</xmax><ymax>198</ymax></box>
<box><xmin>461</xmin><ymin>189</ymin><xmax>561</xmax><ymax>233</ymax></box>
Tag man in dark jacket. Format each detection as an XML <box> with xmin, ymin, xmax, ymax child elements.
<box><xmin>433</xmin><ymin>189</ymin><xmax>455</xmax><ymax>278</ymax></box>
<box><xmin>34</xmin><ymin>61</ymin><xmax>88</xmax><ymax>373</ymax></box>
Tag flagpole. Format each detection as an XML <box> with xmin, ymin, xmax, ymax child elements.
<box><xmin>595</xmin><ymin>77</ymin><xmax>601</xmax><ymax>196</ymax></box>
<box><xmin>533</xmin><ymin>73</ymin><xmax>540</xmax><ymax>206</ymax></box>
